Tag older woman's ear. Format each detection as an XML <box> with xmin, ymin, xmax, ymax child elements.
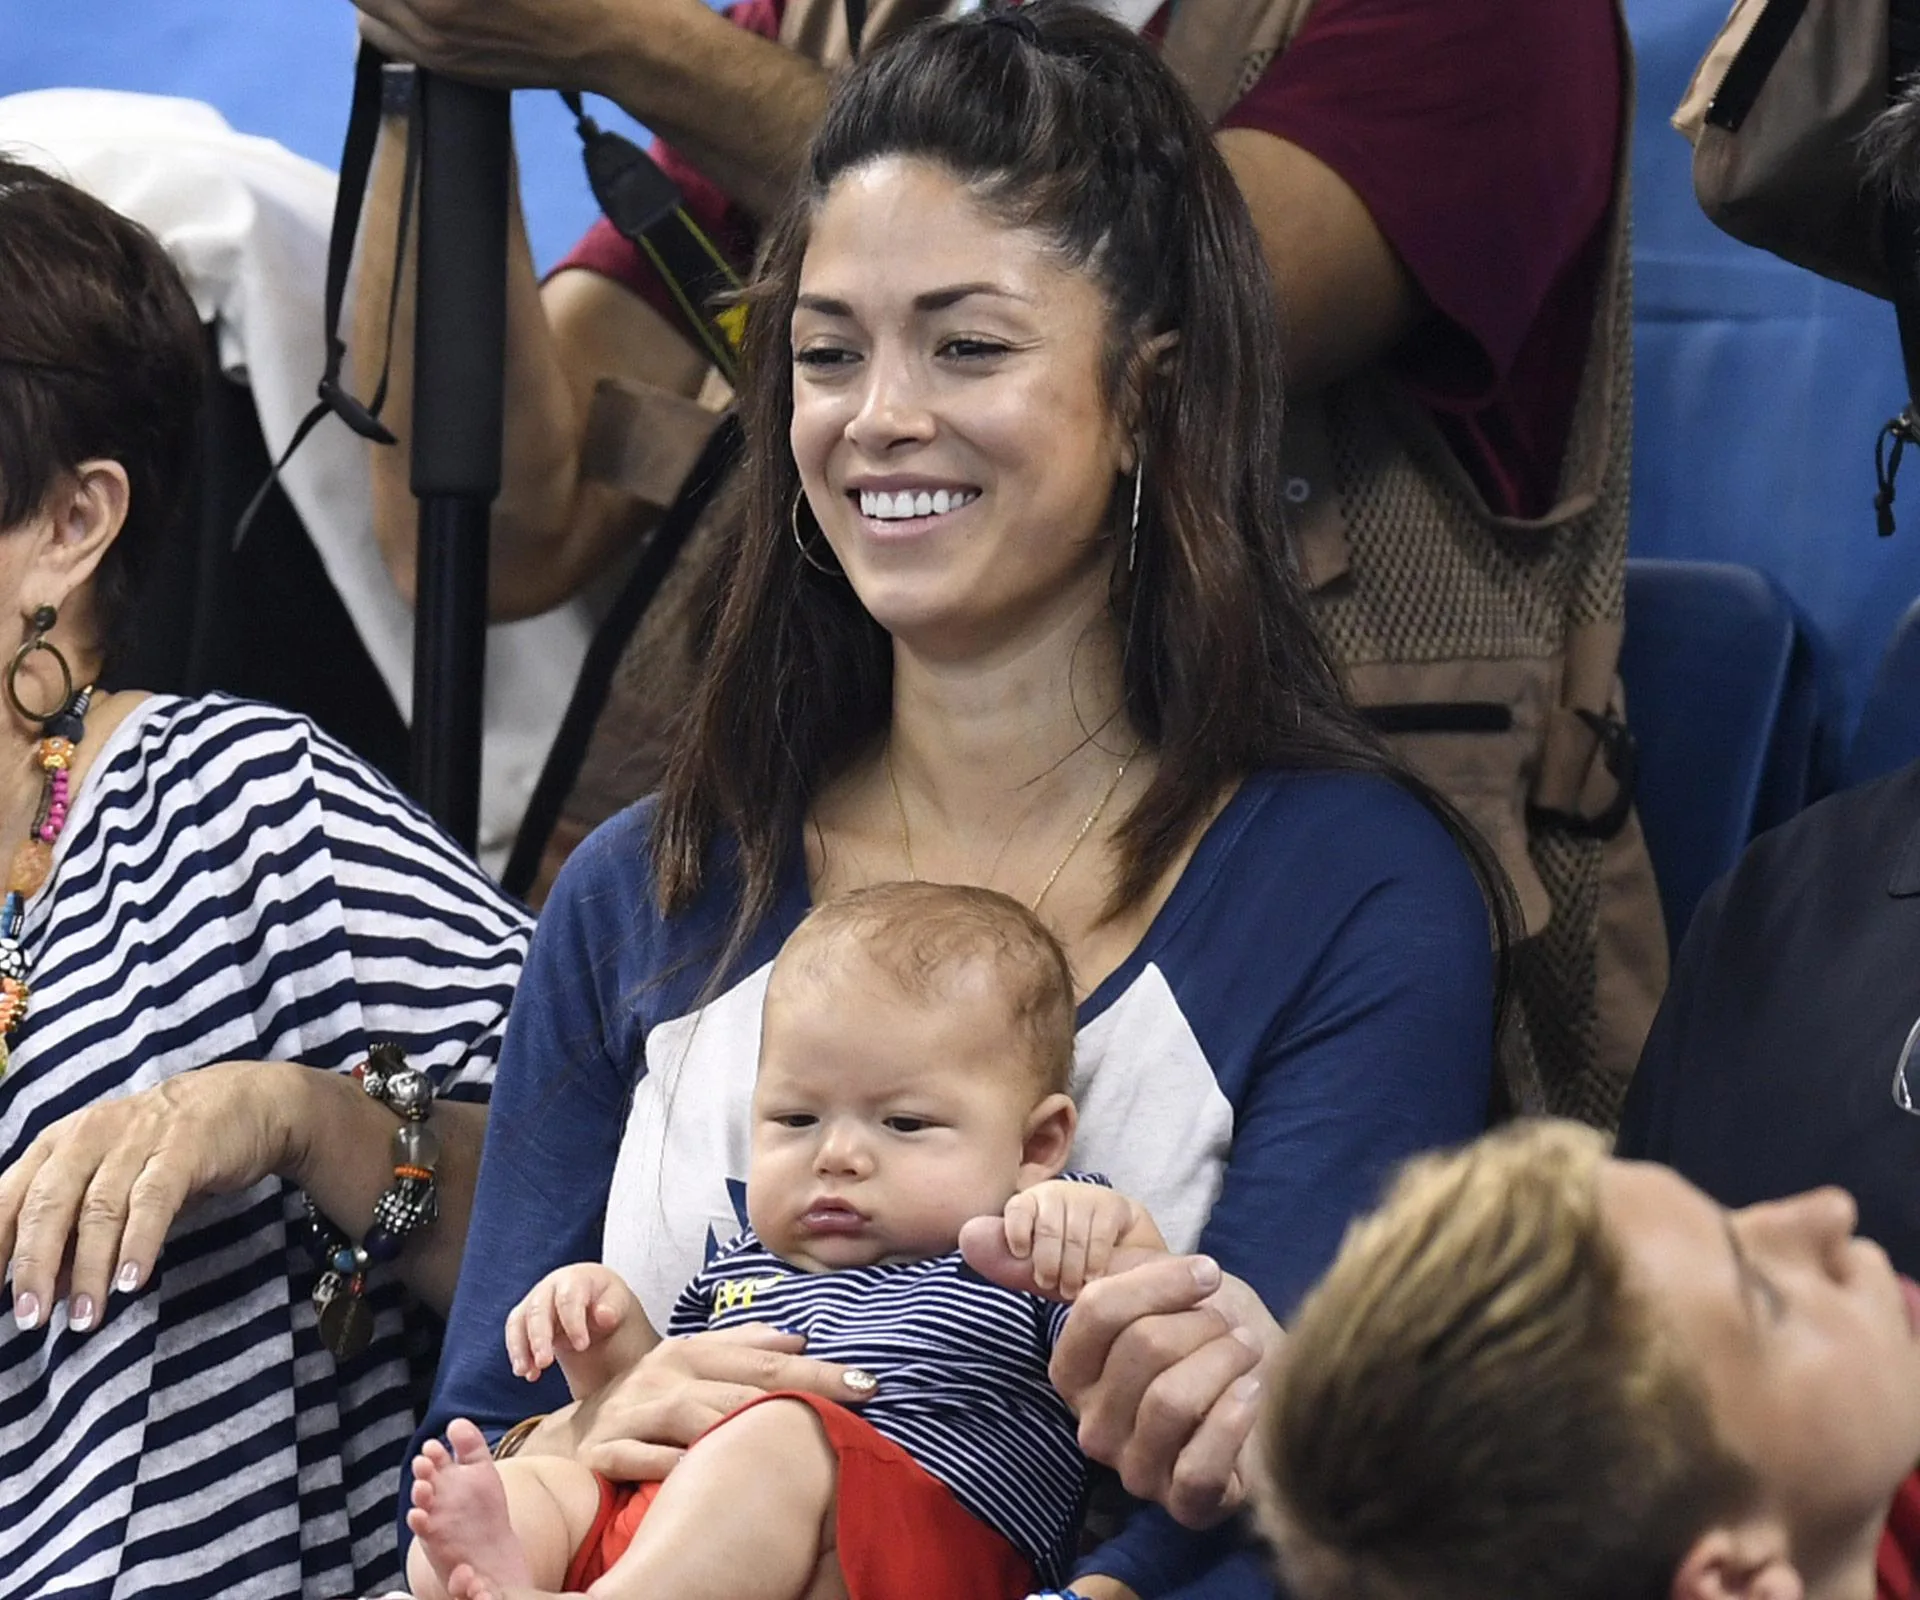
<box><xmin>27</xmin><ymin>458</ymin><xmax>129</xmax><ymax>615</ymax></box>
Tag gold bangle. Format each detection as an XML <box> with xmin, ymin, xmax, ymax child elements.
<box><xmin>492</xmin><ymin>1414</ymin><xmax>548</xmax><ymax>1461</ymax></box>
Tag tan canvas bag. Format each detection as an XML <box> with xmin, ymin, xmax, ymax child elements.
<box><xmin>1676</xmin><ymin>0</ymin><xmax>1893</xmax><ymax>299</ymax></box>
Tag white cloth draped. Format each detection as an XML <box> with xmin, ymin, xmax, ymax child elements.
<box><xmin>0</xmin><ymin>88</ymin><xmax>594</xmax><ymax>874</ymax></box>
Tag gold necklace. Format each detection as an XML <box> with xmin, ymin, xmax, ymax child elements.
<box><xmin>883</xmin><ymin>737</ymin><xmax>1144</xmax><ymax>915</ymax></box>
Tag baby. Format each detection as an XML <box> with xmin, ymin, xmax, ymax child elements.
<box><xmin>405</xmin><ymin>881</ymin><xmax>1163</xmax><ymax>1600</ymax></box>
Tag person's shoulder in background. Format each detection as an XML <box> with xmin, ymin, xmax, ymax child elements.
<box><xmin>1620</xmin><ymin>760</ymin><xmax>1920</xmax><ymax>1273</ymax></box>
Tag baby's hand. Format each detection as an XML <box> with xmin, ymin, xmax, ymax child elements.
<box><xmin>505</xmin><ymin>1262</ymin><xmax>644</xmax><ymax>1381</ymax></box>
<box><xmin>1002</xmin><ymin>1180</ymin><xmax>1162</xmax><ymax>1300</ymax></box>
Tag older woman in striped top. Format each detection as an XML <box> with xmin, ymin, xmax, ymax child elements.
<box><xmin>0</xmin><ymin>157</ymin><xmax>531</xmax><ymax>1600</ymax></box>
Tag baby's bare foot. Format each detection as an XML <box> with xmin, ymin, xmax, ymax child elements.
<box><xmin>445</xmin><ymin>1560</ymin><xmax>504</xmax><ymax>1600</ymax></box>
<box><xmin>406</xmin><ymin>1418</ymin><xmax>534</xmax><ymax>1598</ymax></box>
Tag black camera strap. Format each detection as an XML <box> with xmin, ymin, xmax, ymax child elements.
<box><xmin>553</xmin><ymin>0</ymin><xmax>878</xmax><ymax>380</ymax></box>
<box><xmin>560</xmin><ymin>92</ymin><xmax>745</xmax><ymax>383</ymax></box>
<box><xmin>501</xmin><ymin>99</ymin><xmax>751</xmax><ymax>895</ymax></box>
<box><xmin>499</xmin><ymin>411</ymin><xmax>742</xmax><ymax>897</ymax></box>
<box><xmin>235</xmin><ymin>40</ymin><xmax>419</xmax><ymax>548</ymax></box>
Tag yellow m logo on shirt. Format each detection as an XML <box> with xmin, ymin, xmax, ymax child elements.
<box><xmin>712</xmin><ymin>1275</ymin><xmax>782</xmax><ymax>1317</ymax></box>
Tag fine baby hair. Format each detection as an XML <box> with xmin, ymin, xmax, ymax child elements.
<box><xmin>775</xmin><ymin>879</ymin><xmax>1078</xmax><ymax>1096</ymax></box>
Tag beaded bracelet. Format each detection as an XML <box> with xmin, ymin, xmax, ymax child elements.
<box><xmin>304</xmin><ymin>1043</ymin><xmax>440</xmax><ymax>1359</ymax></box>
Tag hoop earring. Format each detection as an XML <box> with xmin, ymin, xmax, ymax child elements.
<box><xmin>790</xmin><ymin>489</ymin><xmax>843</xmax><ymax>577</ymax></box>
<box><xmin>6</xmin><ymin>605</ymin><xmax>73</xmax><ymax>727</ymax></box>
<box><xmin>1128</xmin><ymin>459</ymin><xmax>1145</xmax><ymax>574</ymax></box>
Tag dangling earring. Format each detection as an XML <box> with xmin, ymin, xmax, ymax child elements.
<box><xmin>1128</xmin><ymin>458</ymin><xmax>1145</xmax><ymax>574</ymax></box>
<box><xmin>6</xmin><ymin>605</ymin><xmax>74</xmax><ymax>727</ymax></box>
<box><xmin>790</xmin><ymin>488</ymin><xmax>844</xmax><ymax>577</ymax></box>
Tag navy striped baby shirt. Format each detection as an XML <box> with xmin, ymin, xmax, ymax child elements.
<box><xmin>670</xmin><ymin>1228</ymin><xmax>1085</xmax><ymax>1582</ymax></box>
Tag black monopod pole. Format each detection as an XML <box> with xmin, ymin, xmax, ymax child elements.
<box><xmin>407</xmin><ymin>73</ymin><xmax>509</xmax><ymax>854</ymax></box>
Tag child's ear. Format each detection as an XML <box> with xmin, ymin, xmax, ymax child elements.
<box><xmin>1018</xmin><ymin>1093</ymin><xmax>1076</xmax><ymax>1184</ymax></box>
<box><xmin>1671</xmin><ymin>1519</ymin><xmax>1803</xmax><ymax>1600</ymax></box>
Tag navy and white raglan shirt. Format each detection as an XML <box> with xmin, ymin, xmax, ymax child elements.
<box><xmin>672</xmin><ymin>1226</ymin><xmax>1085</xmax><ymax>1581</ymax></box>
<box><xmin>424</xmin><ymin>769</ymin><xmax>1495</xmax><ymax>1598</ymax></box>
<box><xmin>0</xmin><ymin>696</ymin><xmax>532</xmax><ymax>1600</ymax></box>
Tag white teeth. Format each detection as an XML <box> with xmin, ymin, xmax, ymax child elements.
<box><xmin>856</xmin><ymin>488</ymin><xmax>978</xmax><ymax>521</ymax></box>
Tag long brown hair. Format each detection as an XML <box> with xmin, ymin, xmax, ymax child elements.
<box><xmin>653</xmin><ymin>0</ymin><xmax>1515</xmax><ymax>1002</ymax></box>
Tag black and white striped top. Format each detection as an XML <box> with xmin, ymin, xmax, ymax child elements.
<box><xmin>670</xmin><ymin>1227</ymin><xmax>1085</xmax><ymax>1582</ymax></box>
<box><xmin>0</xmin><ymin>696</ymin><xmax>531</xmax><ymax>1600</ymax></box>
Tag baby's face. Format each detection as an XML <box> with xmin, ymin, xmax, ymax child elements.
<box><xmin>746</xmin><ymin>949</ymin><xmax>1059</xmax><ymax>1271</ymax></box>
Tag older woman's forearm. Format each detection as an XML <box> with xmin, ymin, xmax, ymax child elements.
<box><xmin>277</xmin><ymin>1060</ymin><xmax>486</xmax><ymax>1316</ymax></box>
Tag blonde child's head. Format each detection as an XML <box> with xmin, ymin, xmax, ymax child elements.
<box><xmin>1260</xmin><ymin>1119</ymin><xmax>1920</xmax><ymax>1600</ymax></box>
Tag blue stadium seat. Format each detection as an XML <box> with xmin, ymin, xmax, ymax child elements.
<box><xmin>1847</xmin><ymin>596</ymin><xmax>1920</xmax><ymax>787</ymax></box>
<box><xmin>1620</xmin><ymin>559</ymin><xmax>1821</xmax><ymax>949</ymax></box>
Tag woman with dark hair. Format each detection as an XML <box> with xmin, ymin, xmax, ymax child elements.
<box><xmin>0</xmin><ymin>157</ymin><xmax>531</xmax><ymax>1599</ymax></box>
<box><xmin>423</xmin><ymin>5</ymin><xmax>1505</xmax><ymax>1593</ymax></box>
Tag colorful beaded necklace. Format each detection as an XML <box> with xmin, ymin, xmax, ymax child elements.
<box><xmin>0</xmin><ymin>684</ymin><xmax>91</xmax><ymax>1080</ymax></box>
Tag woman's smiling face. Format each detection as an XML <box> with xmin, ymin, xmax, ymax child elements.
<box><xmin>787</xmin><ymin>155</ymin><xmax>1133</xmax><ymax>664</ymax></box>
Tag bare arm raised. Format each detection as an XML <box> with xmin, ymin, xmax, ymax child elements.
<box><xmin>352</xmin><ymin>0</ymin><xmax>1406</xmax><ymax>380</ymax></box>
<box><xmin>353</xmin><ymin>0</ymin><xmax>828</xmax><ymax>217</ymax></box>
<box><xmin>1217</xmin><ymin>128</ymin><xmax>1417</xmax><ymax>396</ymax></box>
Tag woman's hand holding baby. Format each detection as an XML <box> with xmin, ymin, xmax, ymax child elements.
<box><xmin>1002</xmin><ymin>1179</ymin><xmax>1167</xmax><ymax>1300</ymax></box>
<box><xmin>961</xmin><ymin>1215</ymin><xmax>1282</xmax><ymax>1533</ymax></box>
<box><xmin>1052</xmin><ymin>1255</ymin><xmax>1280</xmax><ymax>1530</ymax></box>
<box><xmin>515</xmin><ymin>1321</ymin><xmax>879</xmax><ymax>1482</ymax></box>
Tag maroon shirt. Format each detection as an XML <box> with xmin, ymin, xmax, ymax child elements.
<box><xmin>556</xmin><ymin>0</ymin><xmax>1622</xmax><ymax>519</ymax></box>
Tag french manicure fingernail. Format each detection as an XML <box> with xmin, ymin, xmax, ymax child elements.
<box><xmin>115</xmin><ymin>1262</ymin><xmax>142</xmax><ymax>1294</ymax></box>
<box><xmin>1232</xmin><ymin>1374</ymin><xmax>1262</xmax><ymax>1405</ymax></box>
<box><xmin>843</xmin><ymin>1368</ymin><xmax>877</xmax><ymax>1394</ymax></box>
<box><xmin>69</xmin><ymin>1295</ymin><xmax>95</xmax><ymax>1332</ymax></box>
<box><xmin>13</xmin><ymin>1291</ymin><xmax>39</xmax><ymax>1331</ymax></box>
<box><xmin>1190</xmin><ymin>1256</ymin><xmax>1221</xmax><ymax>1291</ymax></box>
<box><xmin>1231</xmin><ymin>1325</ymin><xmax>1263</xmax><ymax>1352</ymax></box>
